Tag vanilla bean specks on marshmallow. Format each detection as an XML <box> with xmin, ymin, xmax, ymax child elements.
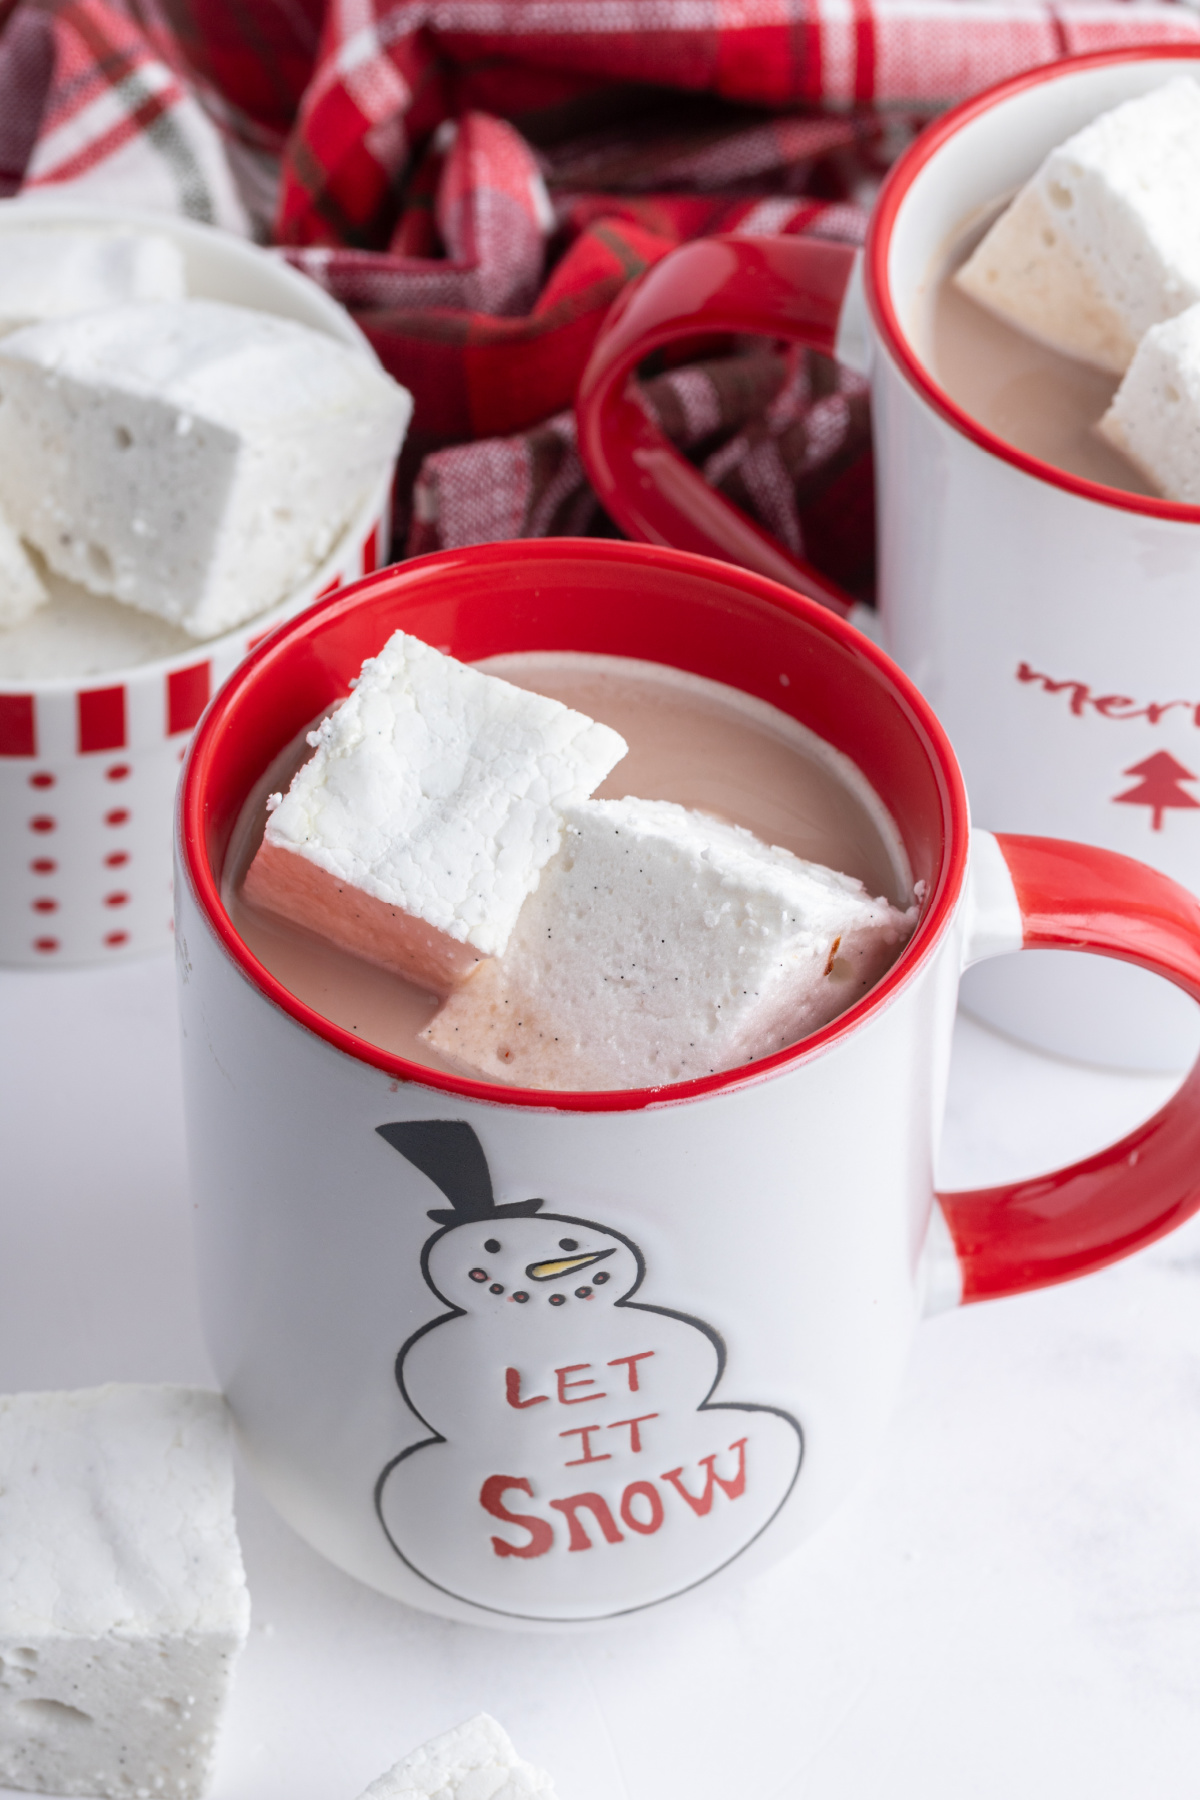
<box><xmin>424</xmin><ymin>794</ymin><xmax>918</xmax><ymax>1088</ymax></box>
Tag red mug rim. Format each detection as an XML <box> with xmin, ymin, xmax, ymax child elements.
<box><xmin>178</xmin><ymin>539</ymin><xmax>970</xmax><ymax>1113</ymax></box>
<box><xmin>866</xmin><ymin>43</ymin><xmax>1200</xmax><ymax>524</ymax></box>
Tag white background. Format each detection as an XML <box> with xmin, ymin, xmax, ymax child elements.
<box><xmin>3</xmin><ymin>952</ymin><xmax>1200</xmax><ymax>1800</ymax></box>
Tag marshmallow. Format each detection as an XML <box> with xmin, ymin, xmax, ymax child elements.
<box><xmin>955</xmin><ymin>77</ymin><xmax>1200</xmax><ymax>373</ymax></box>
<box><xmin>0</xmin><ymin>230</ymin><xmax>185</xmax><ymax>334</ymax></box>
<box><xmin>424</xmin><ymin>795</ymin><xmax>917</xmax><ymax>1088</ymax></box>
<box><xmin>1098</xmin><ymin>302</ymin><xmax>1200</xmax><ymax>501</ymax></box>
<box><xmin>0</xmin><ymin>567</ymin><xmax>191</xmax><ymax>681</ymax></box>
<box><xmin>357</xmin><ymin>1714</ymin><xmax>557</xmax><ymax>1800</ymax></box>
<box><xmin>0</xmin><ymin>299</ymin><xmax>411</xmax><ymax>637</ymax></box>
<box><xmin>0</xmin><ymin>504</ymin><xmax>46</xmax><ymax>628</ymax></box>
<box><xmin>0</xmin><ymin>1384</ymin><xmax>249</xmax><ymax>1800</ymax></box>
<box><xmin>244</xmin><ymin>633</ymin><xmax>627</xmax><ymax>991</ymax></box>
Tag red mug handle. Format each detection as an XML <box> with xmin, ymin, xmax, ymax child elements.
<box><xmin>575</xmin><ymin>235</ymin><xmax>862</xmax><ymax>617</ymax></box>
<box><xmin>933</xmin><ymin>832</ymin><xmax>1200</xmax><ymax>1307</ymax></box>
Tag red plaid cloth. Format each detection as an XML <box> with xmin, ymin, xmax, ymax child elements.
<box><xmin>3</xmin><ymin>0</ymin><xmax>1199</xmax><ymax>596</ymax></box>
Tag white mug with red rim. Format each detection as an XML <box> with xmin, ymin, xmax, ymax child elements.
<box><xmin>176</xmin><ymin>540</ymin><xmax>1200</xmax><ymax>1629</ymax></box>
<box><xmin>0</xmin><ymin>202</ymin><xmax>394</xmax><ymax>968</ymax></box>
<box><xmin>576</xmin><ymin>47</ymin><xmax>1200</xmax><ymax>1072</ymax></box>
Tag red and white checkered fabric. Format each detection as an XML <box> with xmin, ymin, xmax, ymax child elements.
<box><xmin>1</xmin><ymin>0</ymin><xmax>1198</xmax><ymax>591</ymax></box>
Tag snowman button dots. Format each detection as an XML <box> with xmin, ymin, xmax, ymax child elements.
<box><xmin>373</xmin><ymin>1120</ymin><xmax>804</xmax><ymax>1622</ymax></box>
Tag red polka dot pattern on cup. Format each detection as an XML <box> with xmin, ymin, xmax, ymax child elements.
<box><xmin>0</xmin><ymin>485</ymin><xmax>386</xmax><ymax>966</ymax></box>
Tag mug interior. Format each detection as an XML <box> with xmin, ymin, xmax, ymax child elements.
<box><xmin>868</xmin><ymin>47</ymin><xmax>1200</xmax><ymax>519</ymax></box>
<box><xmin>179</xmin><ymin>540</ymin><xmax>968</xmax><ymax>1108</ymax></box>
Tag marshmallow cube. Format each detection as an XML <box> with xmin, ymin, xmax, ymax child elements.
<box><xmin>0</xmin><ymin>231</ymin><xmax>185</xmax><ymax>334</ymax></box>
<box><xmin>0</xmin><ymin>502</ymin><xmax>46</xmax><ymax>628</ymax></box>
<box><xmin>357</xmin><ymin>1713</ymin><xmax>558</xmax><ymax>1800</ymax></box>
<box><xmin>955</xmin><ymin>77</ymin><xmax>1200</xmax><ymax>373</ymax></box>
<box><xmin>424</xmin><ymin>795</ymin><xmax>918</xmax><ymax>1089</ymax></box>
<box><xmin>0</xmin><ymin>299</ymin><xmax>411</xmax><ymax>637</ymax></box>
<box><xmin>0</xmin><ymin>1385</ymin><xmax>250</xmax><ymax>1800</ymax></box>
<box><xmin>245</xmin><ymin>632</ymin><xmax>627</xmax><ymax>991</ymax></box>
<box><xmin>1098</xmin><ymin>302</ymin><xmax>1200</xmax><ymax>502</ymax></box>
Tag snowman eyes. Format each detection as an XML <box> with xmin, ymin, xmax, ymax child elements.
<box><xmin>484</xmin><ymin>1239</ymin><xmax>501</xmax><ymax>1253</ymax></box>
<box><xmin>559</xmin><ymin>1238</ymin><xmax>579</xmax><ymax>1251</ymax></box>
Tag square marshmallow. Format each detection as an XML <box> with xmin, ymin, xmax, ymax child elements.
<box><xmin>956</xmin><ymin>77</ymin><xmax>1200</xmax><ymax>373</ymax></box>
<box><xmin>1099</xmin><ymin>302</ymin><xmax>1200</xmax><ymax>502</ymax></box>
<box><xmin>245</xmin><ymin>633</ymin><xmax>627</xmax><ymax>990</ymax></box>
<box><xmin>357</xmin><ymin>1714</ymin><xmax>557</xmax><ymax>1800</ymax></box>
<box><xmin>0</xmin><ymin>230</ymin><xmax>185</xmax><ymax>334</ymax></box>
<box><xmin>424</xmin><ymin>795</ymin><xmax>918</xmax><ymax>1088</ymax></box>
<box><xmin>0</xmin><ymin>299</ymin><xmax>411</xmax><ymax>637</ymax></box>
<box><xmin>0</xmin><ymin>1384</ymin><xmax>249</xmax><ymax>1800</ymax></box>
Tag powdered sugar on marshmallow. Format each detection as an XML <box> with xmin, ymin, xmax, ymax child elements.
<box><xmin>0</xmin><ymin>230</ymin><xmax>185</xmax><ymax>335</ymax></box>
<box><xmin>1098</xmin><ymin>302</ymin><xmax>1200</xmax><ymax>501</ymax></box>
<box><xmin>0</xmin><ymin>1384</ymin><xmax>249</xmax><ymax>1800</ymax></box>
<box><xmin>252</xmin><ymin>633</ymin><xmax>627</xmax><ymax>976</ymax></box>
<box><xmin>424</xmin><ymin>794</ymin><xmax>917</xmax><ymax>1088</ymax></box>
<box><xmin>0</xmin><ymin>298</ymin><xmax>411</xmax><ymax>637</ymax></box>
<box><xmin>356</xmin><ymin>1713</ymin><xmax>558</xmax><ymax>1800</ymax></box>
<box><xmin>956</xmin><ymin>77</ymin><xmax>1200</xmax><ymax>374</ymax></box>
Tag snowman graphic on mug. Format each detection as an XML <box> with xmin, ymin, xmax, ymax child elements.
<box><xmin>374</xmin><ymin>1121</ymin><xmax>804</xmax><ymax>1621</ymax></box>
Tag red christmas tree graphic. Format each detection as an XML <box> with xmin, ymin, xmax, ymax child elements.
<box><xmin>1112</xmin><ymin>752</ymin><xmax>1200</xmax><ymax>830</ymax></box>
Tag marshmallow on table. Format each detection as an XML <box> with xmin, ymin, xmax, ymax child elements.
<box><xmin>424</xmin><ymin>795</ymin><xmax>918</xmax><ymax>1089</ymax></box>
<box><xmin>0</xmin><ymin>299</ymin><xmax>411</xmax><ymax>638</ymax></box>
<box><xmin>244</xmin><ymin>632</ymin><xmax>628</xmax><ymax>993</ymax></box>
<box><xmin>0</xmin><ymin>230</ymin><xmax>185</xmax><ymax>334</ymax></box>
<box><xmin>0</xmin><ymin>504</ymin><xmax>46</xmax><ymax>628</ymax></box>
<box><xmin>357</xmin><ymin>1714</ymin><xmax>558</xmax><ymax>1800</ymax></box>
<box><xmin>1098</xmin><ymin>302</ymin><xmax>1200</xmax><ymax>502</ymax></box>
<box><xmin>955</xmin><ymin>77</ymin><xmax>1200</xmax><ymax>374</ymax></box>
<box><xmin>0</xmin><ymin>1384</ymin><xmax>249</xmax><ymax>1800</ymax></box>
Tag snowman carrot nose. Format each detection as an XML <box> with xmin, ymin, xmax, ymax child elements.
<box><xmin>525</xmin><ymin>1248</ymin><xmax>615</xmax><ymax>1282</ymax></box>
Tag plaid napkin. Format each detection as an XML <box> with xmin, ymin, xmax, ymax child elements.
<box><xmin>2</xmin><ymin>0</ymin><xmax>1198</xmax><ymax>598</ymax></box>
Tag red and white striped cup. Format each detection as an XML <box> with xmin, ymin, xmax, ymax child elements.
<box><xmin>0</xmin><ymin>202</ymin><xmax>396</xmax><ymax>967</ymax></box>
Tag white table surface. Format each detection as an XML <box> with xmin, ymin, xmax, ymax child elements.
<box><xmin>3</xmin><ymin>952</ymin><xmax>1200</xmax><ymax>1800</ymax></box>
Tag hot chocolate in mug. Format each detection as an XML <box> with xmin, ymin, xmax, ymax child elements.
<box><xmin>176</xmin><ymin>540</ymin><xmax>1200</xmax><ymax>1629</ymax></box>
<box><xmin>576</xmin><ymin>47</ymin><xmax>1200</xmax><ymax>1073</ymax></box>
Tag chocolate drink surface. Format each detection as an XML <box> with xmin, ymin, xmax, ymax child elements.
<box><xmin>225</xmin><ymin>652</ymin><xmax>912</xmax><ymax>1085</ymax></box>
<box><xmin>916</xmin><ymin>210</ymin><xmax>1154</xmax><ymax>495</ymax></box>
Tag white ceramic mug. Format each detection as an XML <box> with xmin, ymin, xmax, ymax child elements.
<box><xmin>577</xmin><ymin>46</ymin><xmax>1200</xmax><ymax>1072</ymax></box>
<box><xmin>0</xmin><ymin>201</ymin><xmax>397</xmax><ymax>967</ymax></box>
<box><xmin>175</xmin><ymin>539</ymin><xmax>1200</xmax><ymax>1629</ymax></box>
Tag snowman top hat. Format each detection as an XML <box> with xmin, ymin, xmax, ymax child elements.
<box><xmin>376</xmin><ymin>1121</ymin><xmax>544</xmax><ymax>1225</ymax></box>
